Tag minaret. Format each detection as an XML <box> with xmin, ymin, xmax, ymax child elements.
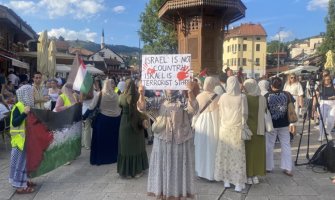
<box><xmin>101</xmin><ymin>29</ymin><xmax>105</xmax><ymax>49</ymax></box>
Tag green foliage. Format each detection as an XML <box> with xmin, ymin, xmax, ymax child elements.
<box><xmin>267</xmin><ymin>40</ymin><xmax>288</xmax><ymax>54</ymax></box>
<box><xmin>139</xmin><ymin>0</ymin><xmax>177</xmax><ymax>54</ymax></box>
<box><xmin>318</xmin><ymin>0</ymin><xmax>335</xmax><ymax>64</ymax></box>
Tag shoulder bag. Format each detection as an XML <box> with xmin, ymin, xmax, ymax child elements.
<box><xmin>285</xmin><ymin>92</ymin><xmax>298</xmax><ymax>123</ymax></box>
<box><xmin>88</xmin><ymin>92</ymin><xmax>102</xmax><ymax>123</ymax></box>
<box><xmin>191</xmin><ymin>94</ymin><xmax>218</xmax><ymax>128</ymax></box>
<box><xmin>264</xmin><ymin>108</ymin><xmax>274</xmax><ymax>132</ymax></box>
<box><xmin>151</xmin><ymin>109</ymin><xmax>167</xmax><ymax>133</ymax></box>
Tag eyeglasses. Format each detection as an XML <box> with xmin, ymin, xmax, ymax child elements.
<box><xmin>324</xmin><ymin>79</ymin><xmax>331</xmax><ymax>81</ymax></box>
<box><xmin>290</xmin><ymin>77</ymin><xmax>296</xmax><ymax>79</ymax></box>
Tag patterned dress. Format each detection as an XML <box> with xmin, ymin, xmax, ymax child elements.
<box><xmin>214</xmin><ymin>93</ymin><xmax>247</xmax><ymax>187</ymax></box>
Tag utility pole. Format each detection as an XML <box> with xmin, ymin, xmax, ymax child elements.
<box><xmin>277</xmin><ymin>27</ymin><xmax>284</xmax><ymax>76</ymax></box>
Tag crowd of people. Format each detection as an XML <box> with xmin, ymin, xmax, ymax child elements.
<box><xmin>4</xmin><ymin>67</ymin><xmax>335</xmax><ymax>197</ymax></box>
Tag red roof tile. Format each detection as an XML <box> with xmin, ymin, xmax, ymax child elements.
<box><xmin>225</xmin><ymin>23</ymin><xmax>267</xmax><ymax>39</ymax></box>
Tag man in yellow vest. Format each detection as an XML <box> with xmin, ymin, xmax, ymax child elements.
<box><xmin>9</xmin><ymin>85</ymin><xmax>36</xmax><ymax>194</ymax></box>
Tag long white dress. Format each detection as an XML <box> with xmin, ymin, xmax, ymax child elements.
<box><xmin>194</xmin><ymin>105</ymin><xmax>219</xmax><ymax>180</ymax></box>
<box><xmin>214</xmin><ymin>93</ymin><xmax>247</xmax><ymax>187</ymax></box>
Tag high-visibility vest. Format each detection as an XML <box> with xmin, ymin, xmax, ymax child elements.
<box><xmin>60</xmin><ymin>94</ymin><xmax>72</xmax><ymax>107</ymax></box>
<box><xmin>10</xmin><ymin>101</ymin><xmax>26</xmax><ymax>151</ymax></box>
<box><xmin>114</xmin><ymin>87</ymin><xmax>119</xmax><ymax>94</ymax></box>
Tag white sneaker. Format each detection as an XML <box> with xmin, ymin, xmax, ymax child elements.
<box><xmin>224</xmin><ymin>182</ymin><xmax>231</xmax><ymax>188</ymax></box>
<box><xmin>235</xmin><ymin>184</ymin><xmax>242</xmax><ymax>192</ymax></box>
<box><xmin>252</xmin><ymin>176</ymin><xmax>259</xmax><ymax>184</ymax></box>
<box><xmin>247</xmin><ymin>177</ymin><xmax>253</xmax><ymax>185</ymax></box>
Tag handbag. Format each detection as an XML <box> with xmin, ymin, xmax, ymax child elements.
<box><xmin>286</xmin><ymin>92</ymin><xmax>298</xmax><ymax>123</ymax></box>
<box><xmin>264</xmin><ymin>108</ymin><xmax>274</xmax><ymax>132</ymax></box>
<box><xmin>151</xmin><ymin>109</ymin><xmax>167</xmax><ymax>133</ymax></box>
<box><xmin>88</xmin><ymin>92</ymin><xmax>102</xmax><ymax>123</ymax></box>
<box><xmin>191</xmin><ymin>94</ymin><xmax>218</xmax><ymax>128</ymax></box>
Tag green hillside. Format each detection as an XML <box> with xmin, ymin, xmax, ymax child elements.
<box><xmin>67</xmin><ymin>40</ymin><xmax>140</xmax><ymax>56</ymax></box>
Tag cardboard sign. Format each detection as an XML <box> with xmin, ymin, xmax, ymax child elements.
<box><xmin>141</xmin><ymin>54</ymin><xmax>192</xmax><ymax>90</ymax></box>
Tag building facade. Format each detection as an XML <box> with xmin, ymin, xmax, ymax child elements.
<box><xmin>0</xmin><ymin>5</ymin><xmax>37</xmax><ymax>75</ymax></box>
<box><xmin>289</xmin><ymin>34</ymin><xmax>324</xmax><ymax>59</ymax></box>
<box><xmin>223</xmin><ymin>23</ymin><xmax>267</xmax><ymax>79</ymax></box>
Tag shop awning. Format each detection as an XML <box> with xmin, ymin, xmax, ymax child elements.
<box><xmin>0</xmin><ymin>54</ymin><xmax>29</xmax><ymax>69</ymax></box>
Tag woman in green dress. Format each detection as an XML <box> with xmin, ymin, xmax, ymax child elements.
<box><xmin>117</xmin><ymin>79</ymin><xmax>149</xmax><ymax>178</ymax></box>
<box><xmin>243</xmin><ymin>79</ymin><xmax>267</xmax><ymax>184</ymax></box>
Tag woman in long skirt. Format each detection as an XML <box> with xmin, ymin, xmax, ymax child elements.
<box><xmin>84</xmin><ymin>79</ymin><xmax>121</xmax><ymax>165</ymax></box>
<box><xmin>194</xmin><ymin>77</ymin><xmax>220</xmax><ymax>180</ymax></box>
<box><xmin>243</xmin><ymin>79</ymin><xmax>267</xmax><ymax>184</ymax></box>
<box><xmin>117</xmin><ymin>79</ymin><xmax>148</xmax><ymax>178</ymax></box>
<box><xmin>214</xmin><ymin>76</ymin><xmax>248</xmax><ymax>192</ymax></box>
<box><xmin>138</xmin><ymin>82</ymin><xmax>198</xmax><ymax>199</ymax></box>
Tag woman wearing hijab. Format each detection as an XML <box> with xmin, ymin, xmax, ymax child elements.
<box><xmin>194</xmin><ymin>77</ymin><xmax>220</xmax><ymax>181</ymax></box>
<box><xmin>54</xmin><ymin>83</ymin><xmax>79</xmax><ymax>112</ymax></box>
<box><xmin>83</xmin><ymin>79</ymin><xmax>121</xmax><ymax>165</ymax></box>
<box><xmin>258</xmin><ymin>80</ymin><xmax>270</xmax><ymax>96</ymax></box>
<box><xmin>243</xmin><ymin>79</ymin><xmax>267</xmax><ymax>184</ymax></box>
<box><xmin>138</xmin><ymin>81</ymin><xmax>198</xmax><ymax>199</ymax></box>
<box><xmin>9</xmin><ymin>85</ymin><xmax>35</xmax><ymax>194</ymax></box>
<box><xmin>214</xmin><ymin>76</ymin><xmax>247</xmax><ymax>192</ymax></box>
<box><xmin>117</xmin><ymin>79</ymin><xmax>148</xmax><ymax>178</ymax></box>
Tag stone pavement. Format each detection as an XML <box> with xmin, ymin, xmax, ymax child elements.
<box><xmin>0</xmin><ymin>120</ymin><xmax>334</xmax><ymax>200</ymax></box>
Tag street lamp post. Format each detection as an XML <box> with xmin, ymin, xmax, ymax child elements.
<box><xmin>276</xmin><ymin>27</ymin><xmax>284</xmax><ymax>76</ymax></box>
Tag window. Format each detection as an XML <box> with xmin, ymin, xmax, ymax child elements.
<box><xmin>256</xmin><ymin>37</ymin><xmax>261</xmax><ymax>40</ymax></box>
<box><xmin>242</xmin><ymin>58</ymin><xmax>247</xmax><ymax>66</ymax></box>
<box><xmin>255</xmin><ymin>58</ymin><xmax>260</xmax><ymax>66</ymax></box>
<box><xmin>238</xmin><ymin>44</ymin><xmax>241</xmax><ymax>51</ymax></box>
<box><xmin>243</xmin><ymin>37</ymin><xmax>247</xmax><ymax>40</ymax></box>
<box><xmin>238</xmin><ymin>58</ymin><xmax>241</xmax><ymax>66</ymax></box>
<box><xmin>227</xmin><ymin>59</ymin><xmax>229</xmax><ymax>65</ymax></box>
<box><xmin>227</xmin><ymin>46</ymin><xmax>230</xmax><ymax>52</ymax></box>
<box><xmin>256</xmin><ymin>44</ymin><xmax>260</xmax><ymax>51</ymax></box>
<box><xmin>234</xmin><ymin>58</ymin><xmax>236</xmax><ymax>66</ymax></box>
<box><xmin>243</xmin><ymin>44</ymin><xmax>247</xmax><ymax>51</ymax></box>
<box><xmin>235</xmin><ymin>44</ymin><xmax>237</xmax><ymax>52</ymax></box>
<box><xmin>232</xmin><ymin>45</ymin><xmax>235</xmax><ymax>52</ymax></box>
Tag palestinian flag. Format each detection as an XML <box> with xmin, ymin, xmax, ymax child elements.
<box><xmin>26</xmin><ymin>104</ymin><xmax>82</xmax><ymax>178</ymax></box>
<box><xmin>73</xmin><ymin>57</ymin><xmax>93</xmax><ymax>94</ymax></box>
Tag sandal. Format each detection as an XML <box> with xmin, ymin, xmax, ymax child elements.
<box><xmin>16</xmin><ymin>186</ymin><xmax>35</xmax><ymax>194</ymax></box>
<box><xmin>27</xmin><ymin>181</ymin><xmax>37</xmax><ymax>187</ymax></box>
<box><xmin>283</xmin><ymin>170</ymin><xmax>293</xmax><ymax>177</ymax></box>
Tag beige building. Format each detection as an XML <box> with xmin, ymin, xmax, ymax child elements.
<box><xmin>289</xmin><ymin>35</ymin><xmax>324</xmax><ymax>59</ymax></box>
<box><xmin>223</xmin><ymin>23</ymin><xmax>267</xmax><ymax>79</ymax></box>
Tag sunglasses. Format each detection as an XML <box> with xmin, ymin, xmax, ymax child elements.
<box><xmin>290</xmin><ymin>77</ymin><xmax>296</xmax><ymax>79</ymax></box>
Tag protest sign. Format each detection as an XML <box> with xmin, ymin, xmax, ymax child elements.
<box><xmin>141</xmin><ymin>54</ymin><xmax>192</xmax><ymax>90</ymax></box>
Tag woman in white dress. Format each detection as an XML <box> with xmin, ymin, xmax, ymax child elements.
<box><xmin>194</xmin><ymin>77</ymin><xmax>220</xmax><ymax>180</ymax></box>
<box><xmin>214</xmin><ymin>76</ymin><xmax>248</xmax><ymax>192</ymax></box>
<box><xmin>283</xmin><ymin>73</ymin><xmax>304</xmax><ymax>136</ymax></box>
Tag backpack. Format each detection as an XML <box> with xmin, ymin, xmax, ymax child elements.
<box><xmin>310</xmin><ymin>141</ymin><xmax>335</xmax><ymax>172</ymax></box>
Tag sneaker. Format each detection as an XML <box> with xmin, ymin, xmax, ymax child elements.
<box><xmin>247</xmin><ymin>177</ymin><xmax>253</xmax><ymax>185</ymax></box>
<box><xmin>224</xmin><ymin>182</ymin><xmax>231</xmax><ymax>188</ymax></box>
<box><xmin>235</xmin><ymin>184</ymin><xmax>242</xmax><ymax>192</ymax></box>
<box><xmin>252</xmin><ymin>176</ymin><xmax>259</xmax><ymax>184</ymax></box>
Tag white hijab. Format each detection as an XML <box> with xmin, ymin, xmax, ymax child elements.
<box><xmin>244</xmin><ymin>79</ymin><xmax>261</xmax><ymax>96</ymax></box>
<box><xmin>258</xmin><ymin>80</ymin><xmax>269</xmax><ymax>96</ymax></box>
<box><xmin>226</xmin><ymin>76</ymin><xmax>241</xmax><ymax>96</ymax></box>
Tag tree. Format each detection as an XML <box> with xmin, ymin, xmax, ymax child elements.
<box><xmin>318</xmin><ymin>0</ymin><xmax>335</xmax><ymax>64</ymax></box>
<box><xmin>58</xmin><ymin>36</ymin><xmax>65</xmax><ymax>41</ymax></box>
<box><xmin>267</xmin><ymin>40</ymin><xmax>288</xmax><ymax>54</ymax></box>
<box><xmin>139</xmin><ymin>0</ymin><xmax>177</xmax><ymax>54</ymax></box>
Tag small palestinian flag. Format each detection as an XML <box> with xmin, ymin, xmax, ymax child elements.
<box><xmin>26</xmin><ymin>104</ymin><xmax>82</xmax><ymax>178</ymax></box>
<box><xmin>73</xmin><ymin>57</ymin><xmax>93</xmax><ymax>94</ymax></box>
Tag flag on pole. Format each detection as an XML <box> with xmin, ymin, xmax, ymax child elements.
<box><xmin>73</xmin><ymin>57</ymin><xmax>93</xmax><ymax>94</ymax></box>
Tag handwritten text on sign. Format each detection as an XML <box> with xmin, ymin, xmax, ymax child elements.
<box><xmin>141</xmin><ymin>54</ymin><xmax>192</xmax><ymax>90</ymax></box>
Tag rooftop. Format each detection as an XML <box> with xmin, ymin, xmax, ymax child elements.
<box><xmin>225</xmin><ymin>23</ymin><xmax>267</xmax><ymax>39</ymax></box>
